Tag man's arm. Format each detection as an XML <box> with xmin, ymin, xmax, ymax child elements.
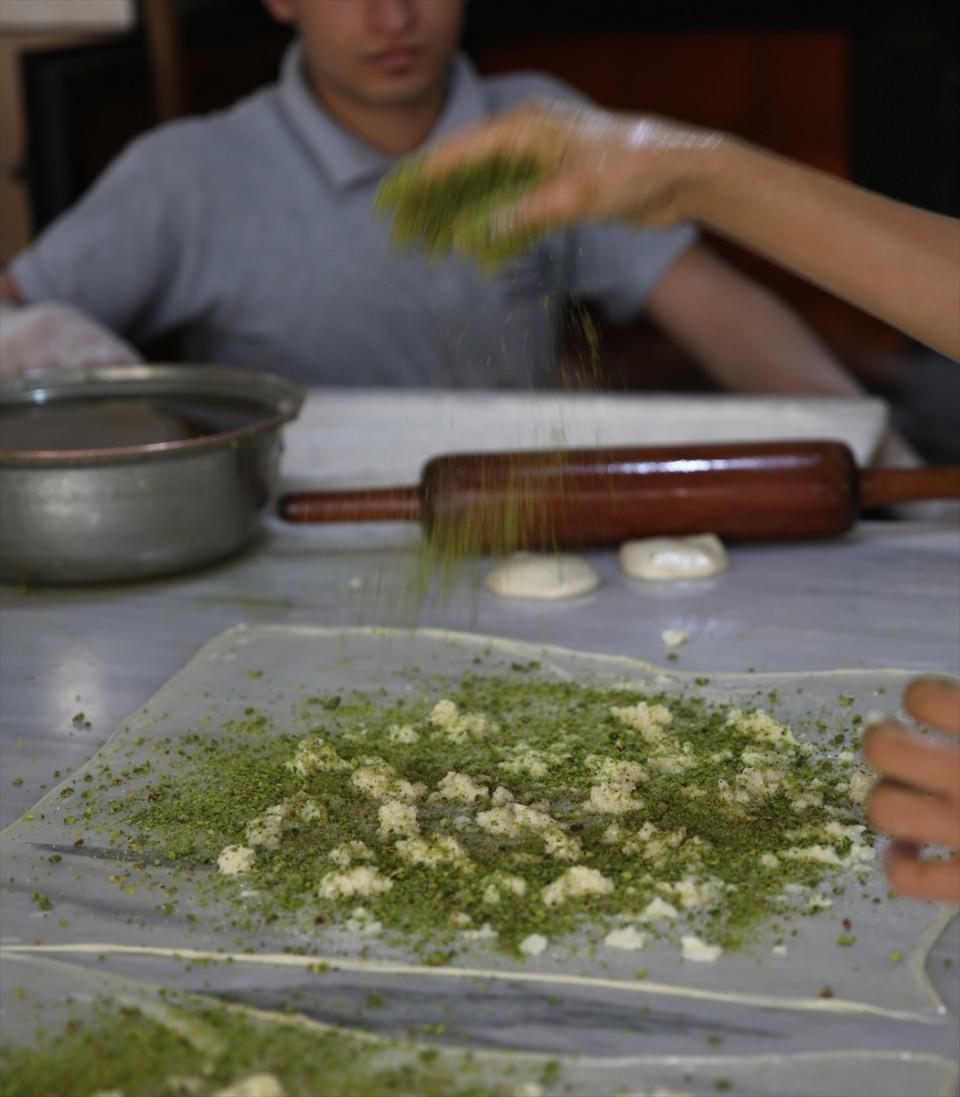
<box><xmin>2</xmin><ymin>124</ymin><xmax>204</xmax><ymax>373</ymax></box>
<box><xmin>644</xmin><ymin>244</ymin><xmax>928</xmax><ymax>469</ymax></box>
<box><xmin>644</xmin><ymin>244</ymin><xmax>862</xmax><ymax>397</ymax></box>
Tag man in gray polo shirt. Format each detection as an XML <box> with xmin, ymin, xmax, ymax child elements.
<box><xmin>0</xmin><ymin>0</ymin><xmax>863</xmax><ymax>401</ymax></box>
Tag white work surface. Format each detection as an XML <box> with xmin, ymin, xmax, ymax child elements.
<box><xmin>1</xmin><ymin>390</ymin><xmax>958</xmax><ymax>1094</ymax></box>
<box><xmin>1</xmin><ymin>388</ymin><xmax>925</xmax><ymax>826</ymax></box>
<box><xmin>281</xmin><ymin>390</ymin><xmax>888</xmax><ymax>487</ymax></box>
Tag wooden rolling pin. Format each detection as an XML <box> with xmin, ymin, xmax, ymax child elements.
<box><xmin>278</xmin><ymin>440</ymin><xmax>960</xmax><ymax>551</ymax></box>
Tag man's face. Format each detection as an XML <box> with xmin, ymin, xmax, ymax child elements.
<box><xmin>266</xmin><ymin>0</ymin><xmax>464</xmax><ymax>108</ymax></box>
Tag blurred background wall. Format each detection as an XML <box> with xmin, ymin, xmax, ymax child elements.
<box><xmin>0</xmin><ymin>0</ymin><xmax>134</xmax><ymax>262</ymax></box>
<box><xmin>0</xmin><ymin>0</ymin><xmax>956</xmax><ymax>449</ymax></box>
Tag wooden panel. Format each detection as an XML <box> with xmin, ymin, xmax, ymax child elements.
<box><xmin>0</xmin><ymin>1</ymin><xmax>133</xmax><ymax>32</ymax></box>
<box><xmin>478</xmin><ymin>31</ymin><xmax>849</xmax><ymax>176</ymax></box>
<box><xmin>0</xmin><ymin>30</ymin><xmax>112</xmax><ymax>264</ymax></box>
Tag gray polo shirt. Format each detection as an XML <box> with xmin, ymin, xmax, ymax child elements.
<box><xmin>11</xmin><ymin>46</ymin><xmax>695</xmax><ymax>388</ymax></box>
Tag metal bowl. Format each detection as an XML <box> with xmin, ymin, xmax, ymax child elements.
<box><xmin>0</xmin><ymin>364</ymin><xmax>304</xmax><ymax>584</ymax></box>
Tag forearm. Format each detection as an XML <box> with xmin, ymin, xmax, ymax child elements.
<box><xmin>651</xmin><ymin>270</ymin><xmax>922</xmax><ymax>470</ymax></box>
<box><xmin>647</xmin><ymin>247</ymin><xmax>863</xmax><ymax>397</ymax></box>
<box><xmin>673</xmin><ymin>304</ymin><xmax>861</xmax><ymax>398</ymax></box>
<box><xmin>680</xmin><ymin>141</ymin><xmax>960</xmax><ymax>361</ymax></box>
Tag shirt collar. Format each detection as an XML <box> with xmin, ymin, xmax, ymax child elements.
<box><xmin>278</xmin><ymin>42</ymin><xmax>487</xmax><ymax>190</ymax></box>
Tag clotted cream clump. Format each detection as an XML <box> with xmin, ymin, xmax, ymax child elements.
<box><xmin>318</xmin><ymin>866</ymin><xmax>393</xmax><ymax>900</ymax></box>
<box><xmin>542</xmin><ymin>866</ymin><xmax>614</xmax><ymax>907</ymax></box>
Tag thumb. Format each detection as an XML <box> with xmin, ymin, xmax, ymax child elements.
<box><xmin>491</xmin><ymin>176</ymin><xmax>593</xmax><ymax>237</ymax></box>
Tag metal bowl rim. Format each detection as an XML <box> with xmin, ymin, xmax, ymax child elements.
<box><xmin>0</xmin><ymin>363</ymin><xmax>305</xmax><ymax>466</ymax></box>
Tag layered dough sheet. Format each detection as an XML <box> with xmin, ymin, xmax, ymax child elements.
<box><xmin>1</xmin><ymin>625</ymin><xmax>957</xmax><ymax>1096</ymax></box>
<box><xmin>2</xmin><ymin>952</ymin><xmax>958</xmax><ymax>1097</ymax></box>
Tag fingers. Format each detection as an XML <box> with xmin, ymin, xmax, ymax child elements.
<box><xmin>420</xmin><ymin>108</ymin><xmax>554</xmax><ymax>180</ymax></box>
<box><xmin>494</xmin><ymin>176</ymin><xmax>595</xmax><ymax>236</ymax></box>
<box><xmin>862</xmin><ymin>721</ymin><xmax>960</xmax><ymax>800</ymax></box>
<box><xmin>864</xmin><ymin>679</ymin><xmax>960</xmax><ymax>904</ymax></box>
<box><xmin>867</xmin><ymin>781</ymin><xmax>960</xmax><ymax>849</ymax></box>
<box><xmin>904</xmin><ymin>678</ymin><xmax>960</xmax><ymax>738</ymax></box>
<box><xmin>884</xmin><ymin>840</ymin><xmax>960</xmax><ymax>904</ymax></box>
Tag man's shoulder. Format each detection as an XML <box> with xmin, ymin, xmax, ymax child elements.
<box><xmin>114</xmin><ymin>86</ymin><xmax>283</xmax><ymax>175</ymax></box>
<box><xmin>480</xmin><ymin>69</ymin><xmax>591</xmax><ymax>114</ymax></box>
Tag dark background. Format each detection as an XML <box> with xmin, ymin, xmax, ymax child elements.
<box><xmin>13</xmin><ymin>0</ymin><xmax>960</xmax><ymax>453</ymax></box>
<box><xmin>21</xmin><ymin>0</ymin><xmax>959</xmax><ymax>228</ymax></box>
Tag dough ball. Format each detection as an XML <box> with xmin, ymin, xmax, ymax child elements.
<box><xmin>618</xmin><ymin>534</ymin><xmax>727</xmax><ymax>580</ymax></box>
<box><xmin>485</xmin><ymin>553</ymin><xmax>600</xmax><ymax>600</ymax></box>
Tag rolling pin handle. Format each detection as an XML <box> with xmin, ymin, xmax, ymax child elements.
<box><xmin>278</xmin><ymin>486</ymin><xmax>421</xmax><ymax>523</ymax></box>
<box><xmin>859</xmin><ymin>467</ymin><xmax>960</xmax><ymax>507</ymax></box>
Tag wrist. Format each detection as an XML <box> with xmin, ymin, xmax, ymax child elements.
<box><xmin>672</xmin><ymin>133</ymin><xmax>746</xmax><ymax>226</ymax></box>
